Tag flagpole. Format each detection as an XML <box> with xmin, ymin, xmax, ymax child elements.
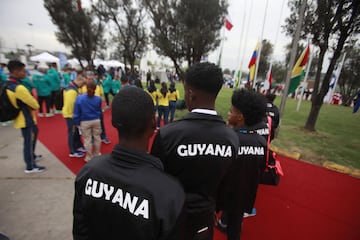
<box><xmin>217</xmin><ymin>26</ymin><xmax>226</xmax><ymax>66</ymax></box>
<box><xmin>327</xmin><ymin>52</ymin><xmax>346</xmax><ymax>103</ymax></box>
<box><xmin>279</xmin><ymin>0</ymin><xmax>307</xmax><ymax>118</ymax></box>
<box><xmin>253</xmin><ymin>0</ymin><xmax>269</xmax><ymax>89</ymax></box>
<box><xmin>242</xmin><ymin>0</ymin><xmax>253</xmax><ymax>78</ymax></box>
<box><xmin>234</xmin><ymin>3</ymin><xmax>247</xmax><ymax>89</ymax></box>
<box><xmin>296</xmin><ymin>44</ymin><xmax>313</xmax><ymax>111</ymax></box>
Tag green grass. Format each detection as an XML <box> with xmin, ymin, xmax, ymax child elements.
<box><xmin>171</xmin><ymin>82</ymin><xmax>360</xmax><ymax>170</ymax></box>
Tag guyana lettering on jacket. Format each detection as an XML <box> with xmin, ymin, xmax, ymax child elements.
<box><xmin>238</xmin><ymin>146</ymin><xmax>265</xmax><ymax>156</ymax></box>
<box><xmin>84</xmin><ymin>178</ymin><xmax>149</xmax><ymax>219</ymax></box>
<box><xmin>177</xmin><ymin>144</ymin><xmax>232</xmax><ymax>157</ymax></box>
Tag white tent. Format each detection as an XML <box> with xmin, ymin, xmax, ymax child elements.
<box><xmin>30</xmin><ymin>52</ymin><xmax>60</xmax><ymax>71</ymax></box>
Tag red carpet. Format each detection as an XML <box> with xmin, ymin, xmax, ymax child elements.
<box><xmin>37</xmin><ymin>109</ymin><xmax>360</xmax><ymax>240</ymax></box>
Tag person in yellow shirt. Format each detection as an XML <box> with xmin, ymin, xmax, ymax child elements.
<box><xmin>62</xmin><ymin>75</ymin><xmax>86</xmax><ymax>158</ymax></box>
<box><xmin>6</xmin><ymin>60</ymin><xmax>45</xmax><ymax>173</ymax></box>
<box><xmin>156</xmin><ymin>82</ymin><xmax>170</xmax><ymax>128</ymax></box>
<box><xmin>168</xmin><ymin>81</ymin><xmax>180</xmax><ymax>123</ymax></box>
<box><xmin>145</xmin><ymin>80</ymin><xmax>158</xmax><ymax>114</ymax></box>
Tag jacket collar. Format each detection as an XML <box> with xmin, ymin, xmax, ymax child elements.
<box><xmin>181</xmin><ymin>111</ymin><xmax>225</xmax><ymax>123</ymax></box>
<box><xmin>111</xmin><ymin>144</ymin><xmax>164</xmax><ymax>170</ymax></box>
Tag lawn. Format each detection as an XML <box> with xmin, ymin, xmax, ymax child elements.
<box><xmin>171</xmin><ymin>82</ymin><xmax>360</xmax><ymax>170</ymax></box>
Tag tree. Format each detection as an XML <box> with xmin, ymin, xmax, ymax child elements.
<box><xmin>284</xmin><ymin>0</ymin><xmax>360</xmax><ymax>131</ymax></box>
<box><xmin>44</xmin><ymin>0</ymin><xmax>105</xmax><ymax>70</ymax></box>
<box><xmin>258</xmin><ymin>39</ymin><xmax>274</xmax><ymax>80</ymax></box>
<box><xmin>272</xmin><ymin>60</ymin><xmax>287</xmax><ymax>84</ymax></box>
<box><xmin>93</xmin><ymin>0</ymin><xmax>148</xmax><ymax>74</ymax></box>
<box><xmin>142</xmin><ymin>0</ymin><xmax>227</xmax><ymax>78</ymax></box>
<box><xmin>338</xmin><ymin>43</ymin><xmax>360</xmax><ymax>106</ymax></box>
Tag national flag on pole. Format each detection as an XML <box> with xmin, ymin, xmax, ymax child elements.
<box><xmin>289</xmin><ymin>45</ymin><xmax>310</xmax><ymax>94</ymax></box>
<box><xmin>233</xmin><ymin>68</ymin><xmax>242</xmax><ymax>90</ymax></box>
<box><xmin>247</xmin><ymin>43</ymin><xmax>258</xmax><ymax>84</ymax></box>
<box><xmin>264</xmin><ymin>64</ymin><xmax>272</xmax><ymax>91</ymax></box>
<box><xmin>224</xmin><ymin>17</ymin><xmax>233</xmax><ymax>31</ymax></box>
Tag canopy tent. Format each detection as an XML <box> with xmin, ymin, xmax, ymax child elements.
<box><xmin>30</xmin><ymin>52</ymin><xmax>60</xmax><ymax>71</ymax></box>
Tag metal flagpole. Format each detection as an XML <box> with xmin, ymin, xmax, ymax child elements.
<box><xmin>296</xmin><ymin>43</ymin><xmax>313</xmax><ymax>111</ymax></box>
<box><xmin>253</xmin><ymin>0</ymin><xmax>269</xmax><ymax>89</ymax></box>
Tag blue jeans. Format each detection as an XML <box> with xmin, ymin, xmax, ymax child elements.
<box><xmin>157</xmin><ymin>105</ymin><xmax>169</xmax><ymax>127</ymax></box>
<box><xmin>65</xmin><ymin>118</ymin><xmax>83</xmax><ymax>154</ymax></box>
<box><xmin>169</xmin><ymin>101</ymin><xmax>177</xmax><ymax>122</ymax></box>
<box><xmin>21</xmin><ymin>124</ymin><xmax>38</xmax><ymax>170</ymax></box>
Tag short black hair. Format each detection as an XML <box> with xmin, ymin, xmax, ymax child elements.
<box><xmin>232</xmin><ymin>89</ymin><xmax>266</xmax><ymax>126</ymax></box>
<box><xmin>265</xmin><ymin>93</ymin><xmax>276</xmax><ymax>103</ymax></box>
<box><xmin>112</xmin><ymin>87</ymin><xmax>154</xmax><ymax>139</ymax></box>
<box><xmin>7</xmin><ymin>60</ymin><xmax>25</xmax><ymax>73</ymax></box>
<box><xmin>185</xmin><ymin>62</ymin><xmax>223</xmax><ymax>96</ymax></box>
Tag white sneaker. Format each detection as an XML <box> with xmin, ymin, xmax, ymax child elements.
<box><xmin>24</xmin><ymin>166</ymin><xmax>46</xmax><ymax>174</ymax></box>
<box><xmin>243</xmin><ymin>208</ymin><xmax>257</xmax><ymax>218</ymax></box>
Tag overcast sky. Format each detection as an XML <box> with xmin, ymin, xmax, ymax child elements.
<box><xmin>0</xmin><ymin>0</ymin><xmax>292</xmax><ymax>71</ymax></box>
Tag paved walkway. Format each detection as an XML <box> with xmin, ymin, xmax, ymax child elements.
<box><xmin>0</xmin><ymin>124</ymin><xmax>74</xmax><ymax>240</ymax></box>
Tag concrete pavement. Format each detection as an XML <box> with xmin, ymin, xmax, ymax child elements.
<box><xmin>0</xmin><ymin>124</ymin><xmax>74</xmax><ymax>240</ymax></box>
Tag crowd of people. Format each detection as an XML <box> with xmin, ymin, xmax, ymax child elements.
<box><xmin>2</xmin><ymin>59</ymin><xmax>282</xmax><ymax>240</ymax></box>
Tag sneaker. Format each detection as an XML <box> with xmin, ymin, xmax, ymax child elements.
<box><xmin>55</xmin><ymin>110</ymin><xmax>62</xmax><ymax>114</ymax></box>
<box><xmin>38</xmin><ymin>113</ymin><xmax>44</xmax><ymax>117</ymax></box>
<box><xmin>45</xmin><ymin>113</ymin><xmax>54</xmax><ymax>117</ymax></box>
<box><xmin>77</xmin><ymin>147</ymin><xmax>87</xmax><ymax>153</ymax></box>
<box><xmin>243</xmin><ymin>208</ymin><xmax>257</xmax><ymax>218</ymax></box>
<box><xmin>101</xmin><ymin>138</ymin><xmax>111</xmax><ymax>144</ymax></box>
<box><xmin>215</xmin><ymin>219</ymin><xmax>227</xmax><ymax>233</ymax></box>
<box><xmin>34</xmin><ymin>155</ymin><xmax>43</xmax><ymax>161</ymax></box>
<box><xmin>69</xmin><ymin>152</ymin><xmax>85</xmax><ymax>158</ymax></box>
<box><xmin>24</xmin><ymin>166</ymin><xmax>46</xmax><ymax>174</ymax></box>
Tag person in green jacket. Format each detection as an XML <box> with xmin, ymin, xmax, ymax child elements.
<box><xmin>102</xmin><ymin>72</ymin><xmax>114</xmax><ymax>108</ymax></box>
<box><xmin>111</xmin><ymin>74</ymin><xmax>121</xmax><ymax>94</ymax></box>
<box><xmin>47</xmin><ymin>63</ymin><xmax>62</xmax><ymax>113</ymax></box>
<box><xmin>61</xmin><ymin>67</ymin><xmax>71</xmax><ymax>88</ymax></box>
<box><xmin>33</xmin><ymin>64</ymin><xmax>53</xmax><ymax>117</ymax></box>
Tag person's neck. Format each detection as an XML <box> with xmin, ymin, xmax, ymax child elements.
<box><xmin>119</xmin><ymin>138</ymin><xmax>149</xmax><ymax>152</ymax></box>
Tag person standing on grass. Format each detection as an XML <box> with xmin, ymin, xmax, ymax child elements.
<box><xmin>156</xmin><ymin>82</ymin><xmax>170</xmax><ymax>128</ymax></box>
<box><xmin>62</xmin><ymin>75</ymin><xmax>86</xmax><ymax>158</ymax></box>
<box><xmin>216</xmin><ymin>89</ymin><xmax>267</xmax><ymax>240</ymax></box>
<box><xmin>151</xmin><ymin>62</ymin><xmax>239</xmax><ymax>240</ymax></box>
<box><xmin>168</xmin><ymin>81</ymin><xmax>180</xmax><ymax>123</ymax></box>
<box><xmin>73</xmin><ymin>87</ymin><xmax>186</xmax><ymax>240</ymax></box>
<box><xmin>6</xmin><ymin>60</ymin><xmax>45</xmax><ymax>173</ymax></box>
<box><xmin>353</xmin><ymin>89</ymin><xmax>360</xmax><ymax>114</ymax></box>
<box><xmin>73</xmin><ymin>80</ymin><xmax>102</xmax><ymax>162</ymax></box>
<box><xmin>145</xmin><ymin>80</ymin><xmax>158</xmax><ymax>114</ymax></box>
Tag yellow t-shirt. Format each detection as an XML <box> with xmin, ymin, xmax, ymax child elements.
<box><xmin>157</xmin><ymin>91</ymin><xmax>170</xmax><ymax>107</ymax></box>
<box><xmin>168</xmin><ymin>89</ymin><xmax>180</xmax><ymax>101</ymax></box>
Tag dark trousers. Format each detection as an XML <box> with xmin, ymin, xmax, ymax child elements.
<box><xmin>221</xmin><ymin>211</ymin><xmax>244</xmax><ymax>240</ymax></box>
<box><xmin>104</xmin><ymin>89</ymin><xmax>116</xmax><ymax>106</ymax></box>
<box><xmin>100</xmin><ymin>112</ymin><xmax>107</xmax><ymax>140</ymax></box>
<box><xmin>65</xmin><ymin>118</ymin><xmax>83</xmax><ymax>154</ymax></box>
<box><xmin>51</xmin><ymin>90</ymin><xmax>62</xmax><ymax>110</ymax></box>
<box><xmin>169</xmin><ymin>100</ymin><xmax>177</xmax><ymax>122</ymax></box>
<box><xmin>157</xmin><ymin>105</ymin><xmax>169</xmax><ymax>127</ymax></box>
<box><xmin>21</xmin><ymin>124</ymin><xmax>38</xmax><ymax>170</ymax></box>
<box><xmin>38</xmin><ymin>95</ymin><xmax>51</xmax><ymax>114</ymax></box>
<box><xmin>186</xmin><ymin>209</ymin><xmax>214</xmax><ymax>240</ymax></box>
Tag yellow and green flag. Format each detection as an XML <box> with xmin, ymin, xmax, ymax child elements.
<box><xmin>288</xmin><ymin>45</ymin><xmax>310</xmax><ymax>94</ymax></box>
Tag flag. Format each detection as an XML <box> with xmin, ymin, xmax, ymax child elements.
<box><xmin>224</xmin><ymin>17</ymin><xmax>233</xmax><ymax>31</ymax></box>
<box><xmin>233</xmin><ymin>68</ymin><xmax>242</xmax><ymax>90</ymax></box>
<box><xmin>288</xmin><ymin>45</ymin><xmax>310</xmax><ymax>94</ymax></box>
<box><xmin>247</xmin><ymin>43</ymin><xmax>258</xmax><ymax>84</ymax></box>
<box><xmin>264</xmin><ymin>64</ymin><xmax>272</xmax><ymax>91</ymax></box>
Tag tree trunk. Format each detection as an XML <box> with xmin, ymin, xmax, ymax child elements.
<box><xmin>305</xmin><ymin>94</ymin><xmax>323</xmax><ymax>131</ymax></box>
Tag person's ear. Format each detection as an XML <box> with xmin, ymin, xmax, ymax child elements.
<box><xmin>188</xmin><ymin>88</ymin><xmax>195</xmax><ymax>101</ymax></box>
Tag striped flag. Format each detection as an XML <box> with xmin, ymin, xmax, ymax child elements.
<box><xmin>247</xmin><ymin>43</ymin><xmax>258</xmax><ymax>84</ymax></box>
<box><xmin>288</xmin><ymin>45</ymin><xmax>310</xmax><ymax>94</ymax></box>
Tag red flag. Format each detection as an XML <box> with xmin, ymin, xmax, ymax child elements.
<box><xmin>224</xmin><ymin>17</ymin><xmax>233</xmax><ymax>31</ymax></box>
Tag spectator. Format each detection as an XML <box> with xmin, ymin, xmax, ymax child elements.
<box><xmin>168</xmin><ymin>81</ymin><xmax>180</xmax><ymax>123</ymax></box>
<box><xmin>62</xmin><ymin>75</ymin><xmax>86</xmax><ymax>158</ymax></box>
<box><xmin>156</xmin><ymin>82</ymin><xmax>170</xmax><ymax>128</ymax></box>
<box><xmin>73</xmin><ymin>80</ymin><xmax>102</xmax><ymax>162</ymax></box>
<box><xmin>6</xmin><ymin>60</ymin><xmax>45</xmax><ymax>173</ymax></box>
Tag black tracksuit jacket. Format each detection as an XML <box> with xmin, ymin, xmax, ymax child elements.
<box><xmin>151</xmin><ymin>112</ymin><xmax>239</xmax><ymax>238</ymax></box>
<box><xmin>73</xmin><ymin>144</ymin><xmax>186</xmax><ymax>240</ymax></box>
<box><xmin>217</xmin><ymin>127</ymin><xmax>267</xmax><ymax>214</ymax></box>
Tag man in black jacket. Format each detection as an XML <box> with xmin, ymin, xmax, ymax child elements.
<box><xmin>217</xmin><ymin>89</ymin><xmax>267</xmax><ymax>240</ymax></box>
<box><xmin>151</xmin><ymin>62</ymin><xmax>239</xmax><ymax>240</ymax></box>
<box><xmin>73</xmin><ymin>87</ymin><xmax>185</xmax><ymax>240</ymax></box>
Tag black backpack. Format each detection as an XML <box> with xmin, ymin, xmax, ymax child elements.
<box><xmin>0</xmin><ymin>81</ymin><xmax>20</xmax><ymax>122</ymax></box>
